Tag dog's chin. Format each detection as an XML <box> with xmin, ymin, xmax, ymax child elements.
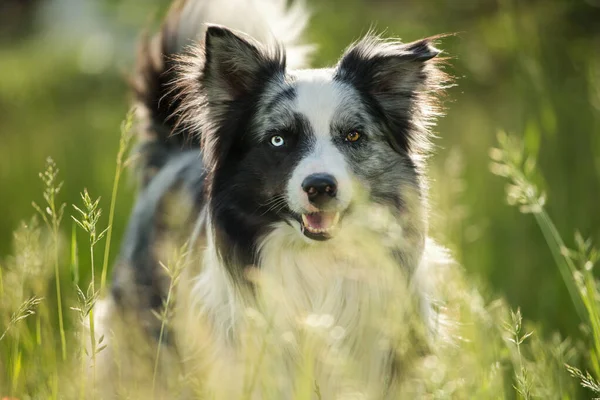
<box><xmin>298</xmin><ymin>211</ymin><xmax>341</xmax><ymax>241</ymax></box>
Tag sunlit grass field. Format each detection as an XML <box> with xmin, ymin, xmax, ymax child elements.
<box><xmin>1</xmin><ymin>0</ymin><xmax>599</xmax><ymax>398</ymax></box>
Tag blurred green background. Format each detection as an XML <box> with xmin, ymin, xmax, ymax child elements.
<box><xmin>0</xmin><ymin>0</ymin><xmax>599</xmax><ymax>341</ymax></box>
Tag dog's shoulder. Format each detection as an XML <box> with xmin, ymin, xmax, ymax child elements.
<box><xmin>111</xmin><ymin>151</ymin><xmax>206</xmax><ymax>330</ymax></box>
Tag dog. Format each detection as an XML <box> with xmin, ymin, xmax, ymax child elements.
<box><xmin>94</xmin><ymin>0</ymin><xmax>452</xmax><ymax>398</ymax></box>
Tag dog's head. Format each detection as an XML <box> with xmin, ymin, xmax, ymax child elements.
<box><xmin>179</xmin><ymin>25</ymin><xmax>448</xmax><ymax>264</ymax></box>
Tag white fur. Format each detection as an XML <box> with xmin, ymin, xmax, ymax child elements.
<box><xmin>286</xmin><ymin>74</ymin><xmax>358</xmax><ymax>214</ymax></box>
<box><xmin>178</xmin><ymin>0</ymin><xmax>313</xmax><ymax>69</ymax></box>
<box><xmin>286</xmin><ymin>136</ymin><xmax>352</xmax><ymax>214</ymax></box>
<box><xmin>174</xmin><ymin>197</ymin><xmax>438</xmax><ymax>398</ymax></box>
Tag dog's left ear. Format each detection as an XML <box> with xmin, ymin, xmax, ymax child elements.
<box><xmin>335</xmin><ymin>36</ymin><xmax>447</xmax><ymax>153</ymax></box>
<box><xmin>202</xmin><ymin>25</ymin><xmax>286</xmax><ymax>103</ymax></box>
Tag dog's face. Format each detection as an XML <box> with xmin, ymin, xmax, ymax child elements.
<box><xmin>186</xmin><ymin>26</ymin><xmax>446</xmax><ymax>260</ymax></box>
<box><xmin>254</xmin><ymin>69</ymin><xmax>425</xmax><ymax>242</ymax></box>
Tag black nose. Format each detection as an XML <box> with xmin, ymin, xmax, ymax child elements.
<box><xmin>302</xmin><ymin>173</ymin><xmax>337</xmax><ymax>205</ymax></box>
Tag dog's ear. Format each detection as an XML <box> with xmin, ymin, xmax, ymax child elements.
<box><xmin>335</xmin><ymin>35</ymin><xmax>448</xmax><ymax>154</ymax></box>
<box><xmin>202</xmin><ymin>25</ymin><xmax>286</xmax><ymax>103</ymax></box>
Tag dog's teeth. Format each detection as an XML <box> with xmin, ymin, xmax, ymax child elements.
<box><xmin>302</xmin><ymin>214</ymin><xmax>309</xmax><ymax>226</ymax></box>
<box><xmin>332</xmin><ymin>212</ymin><xmax>340</xmax><ymax>227</ymax></box>
<box><xmin>301</xmin><ymin>212</ymin><xmax>341</xmax><ymax>235</ymax></box>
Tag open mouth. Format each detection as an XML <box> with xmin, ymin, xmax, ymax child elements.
<box><xmin>300</xmin><ymin>211</ymin><xmax>340</xmax><ymax>241</ymax></box>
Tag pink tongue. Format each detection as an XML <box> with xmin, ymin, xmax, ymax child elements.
<box><xmin>305</xmin><ymin>212</ymin><xmax>334</xmax><ymax>229</ymax></box>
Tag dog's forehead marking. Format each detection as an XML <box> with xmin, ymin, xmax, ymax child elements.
<box><xmin>292</xmin><ymin>73</ymin><xmax>347</xmax><ymax>139</ymax></box>
<box><xmin>255</xmin><ymin>71</ymin><xmax>365</xmax><ymax>145</ymax></box>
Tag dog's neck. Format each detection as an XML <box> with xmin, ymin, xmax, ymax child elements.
<box><xmin>196</xmin><ymin>203</ymin><xmax>427</xmax><ymax>317</ymax></box>
<box><xmin>194</xmin><ymin>203</ymin><xmax>427</xmax><ymax>332</ymax></box>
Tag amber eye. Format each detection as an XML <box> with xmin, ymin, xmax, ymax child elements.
<box><xmin>345</xmin><ymin>130</ymin><xmax>361</xmax><ymax>143</ymax></box>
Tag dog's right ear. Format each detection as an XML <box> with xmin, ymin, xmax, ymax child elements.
<box><xmin>202</xmin><ymin>25</ymin><xmax>286</xmax><ymax>103</ymax></box>
<box><xmin>335</xmin><ymin>35</ymin><xmax>449</xmax><ymax>154</ymax></box>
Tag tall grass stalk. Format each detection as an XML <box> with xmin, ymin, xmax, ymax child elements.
<box><xmin>489</xmin><ymin>131</ymin><xmax>587</xmax><ymax>322</ymax></box>
<box><xmin>71</xmin><ymin>281</ymin><xmax>101</xmax><ymax>399</ymax></box>
<box><xmin>565</xmin><ymin>364</ymin><xmax>600</xmax><ymax>395</ymax></box>
<box><xmin>151</xmin><ymin>242</ymin><xmax>189</xmax><ymax>397</ymax></box>
<box><xmin>491</xmin><ymin>130</ymin><xmax>600</xmax><ymax>396</ymax></box>
<box><xmin>72</xmin><ymin>189</ymin><xmax>109</xmax><ymax>389</ymax></box>
<box><xmin>504</xmin><ymin>308</ymin><xmax>533</xmax><ymax>399</ymax></box>
<box><xmin>71</xmin><ymin>222</ymin><xmax>80</xmax><ymax>286</ymax></box>
<box><xmin>6</xmin><ymin>296</ymin><xmax>43</xmax><ymax>396</ymax></box>
<box><xmin>571</xmin><ymin>234</ymin><xmax>600</xmax><ymax>376</ymax></box>
<box><xmin>0</xmin><ymin>296</ymin><xmax>42</xmax><ymax>343</ymax></box>
<box><xmin>32</xmin><ymin>157</ymin><xmax>67</xmax><ymax>360</ymax></box>
<box><xmin>563</xmin><ymin>234</ymin><xmax>600</xmax><ymax>388</ymax></box>
<box><xmin>100</xmin><ymin>109</ymin><xmax>135</xmax><ymax>293</ymax></box>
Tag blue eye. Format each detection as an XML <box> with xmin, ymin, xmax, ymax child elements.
<box><xmin>270</xmin><ymin>135</ymin><xmax>285</xmax><ymax>147</ymax></box>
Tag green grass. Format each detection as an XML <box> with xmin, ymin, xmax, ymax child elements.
<box><xmin>0</xmin><ymin>117</ymin><xmax>598</xmax><ymax>398</ymax></box>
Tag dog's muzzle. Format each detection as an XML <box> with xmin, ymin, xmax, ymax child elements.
<box><xmin>299</xmin><ymin>173</ymin><xmax>342</xmax><ymax>241</ymax></box>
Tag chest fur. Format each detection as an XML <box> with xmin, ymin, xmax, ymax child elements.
<box><xmin>176</xmin><ymin>222</ymin><xmax>423</xmax><ymax>398</ymax></box>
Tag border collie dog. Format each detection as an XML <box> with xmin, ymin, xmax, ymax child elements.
<box><xmin>96</xmin><ymin>0</ymin><xmax>452</xmax><ymax>398</ymax></box>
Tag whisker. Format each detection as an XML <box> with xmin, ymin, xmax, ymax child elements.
<box><xmin>257</xmin><ymin>195</ymin><xmax>288</xmax><ymax>216</ymax></box>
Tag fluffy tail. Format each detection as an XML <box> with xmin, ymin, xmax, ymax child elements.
<box><xmin>131</xmin><ymin>0</ymin><xmax>312</xmax><ymax>186</ymax></box>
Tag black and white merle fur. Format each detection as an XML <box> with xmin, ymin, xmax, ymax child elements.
<box><xmin>95</xmin><ymin>0</ymin><xmax>452</xmax><ymax>398</ymax></box>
